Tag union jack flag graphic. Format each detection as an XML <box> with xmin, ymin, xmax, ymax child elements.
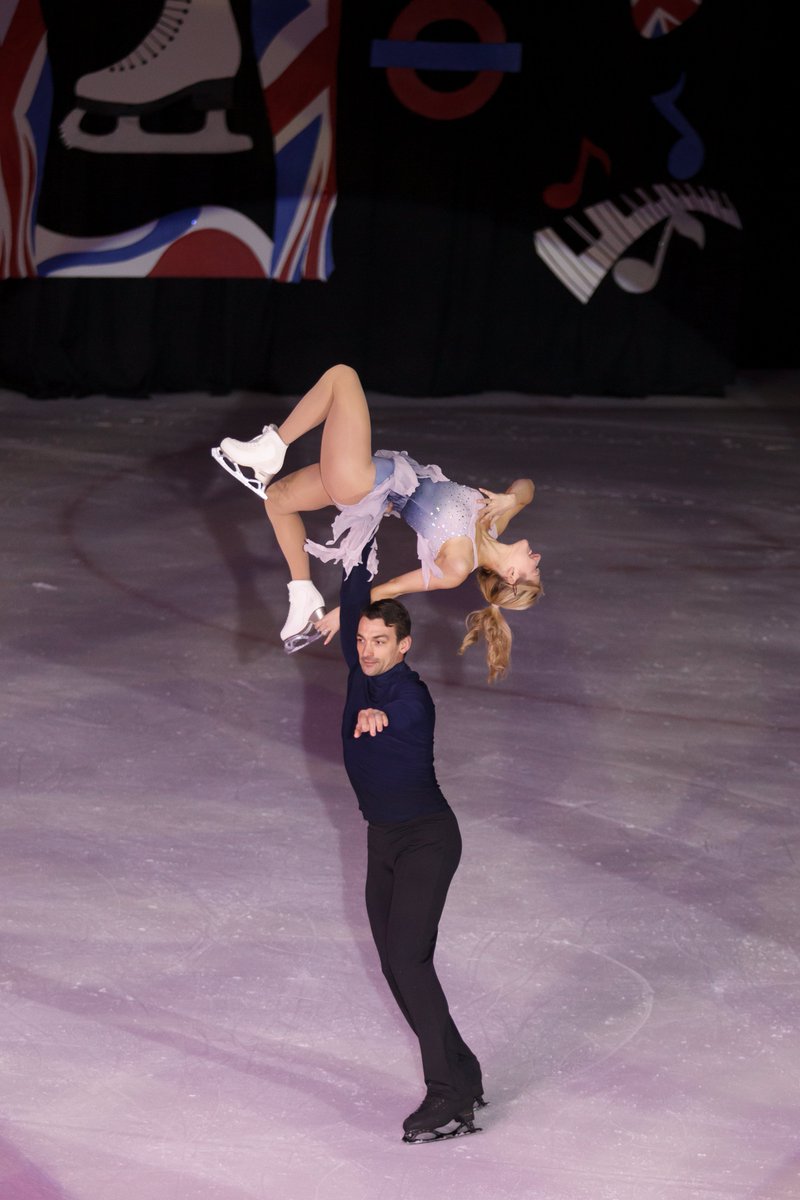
<box><xmin>257</xmin><ymin>0</ymin><xmax>340</xmax><ymax>282</ymax></box>
<box><xmin>0</xmin><ymin>0</ymin><xmax>47</xmax><ymax>278</ymax></box>
<box><xmin>0</xmin><ymin>0</ymin><xmax>340</xmax><ymax>280</ymax></box>
<box><xmin>631</xmin><ymin>0</ymin><xmax>703</xmax><ymax>38</ymax></box>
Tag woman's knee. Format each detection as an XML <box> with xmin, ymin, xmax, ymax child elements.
<box><xmin>265</xmin><ymin>476</ymin><xmax>293</xmax><ymax>516</ymax></box>
<box><xmin>326</xmin><ymin>363</ymin><xmax>360</xmax><ymax>389</ymax></box>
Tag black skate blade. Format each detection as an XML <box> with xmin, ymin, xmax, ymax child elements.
<box><xmin>402</xmin><ymin>1118</ymin><xmax>481</xmax><ymax>1145</ymax></box>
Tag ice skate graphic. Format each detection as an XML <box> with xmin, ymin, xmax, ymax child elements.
<box><xmin>59</xmin><ymin>0</ymin><xmax>253</xmax><ymax>155</ymax></box>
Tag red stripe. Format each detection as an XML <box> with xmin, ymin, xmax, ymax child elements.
<box><xmin>264</xmin><ymin>19</ymin><xmax>338</xmax><ymax>132</ymax></box>
<box><xmin>0</xmin><ymin>1</ymin><xmax>45</xmax><ymax>277</ymax></box>
<box><xmin>279</xmin><ymin>171</ymin><xmax>318</xmax><ymax>280</ymax></box>
<box><xmin>306</xmin><ymin>0</ymin><xmax>340</xmax><ymax>277</ymax></box>
<box><xmin>0</xmin><ymin>0</ymin><xmax>45</xmax><ymax>107</ymax></box>
<box><xmin>301</xmin><ymin>0</ymin><xmax>340</xmax><ymax>278</ymax></box>
<box><xmin>268</xmin><ymin>0</ymin><xmax>340</xmax><ymax>280</ymax></box>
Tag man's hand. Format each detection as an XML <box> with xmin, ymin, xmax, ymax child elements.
<box><xmin>315</xmin><ymin>606</ymin><xmax>341</xmax><ymax>645</ymax></box>
<box><xmin>354</xmin><ymin>708</ymin><xmax>389</xmax><ymax>738</ymax></box>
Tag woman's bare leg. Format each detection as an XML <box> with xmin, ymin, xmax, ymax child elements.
<box><xmin>218</xmin><ymin>365</ymin><xmax>375</xmax><ymax>503</ymax></box>
<box><xmin>277</xmin><ymin>364</ymin><xmax>375</xmax><ymax>507</ymax></box>
<box><xmin>258</xmin><ymin>364</ymin><xmax>375</xmax><ymax>580</ymax></box>
<box><xmin>218</xmin><ymin>366</ymin><xmax>376</xmax><ymax>643</ymax></box>
<box><xmin>266</xmin><ymin>463</ymin><xmax>333</xmax><ymax>648</ymax></box>
<box><xmin>266</xmin><ymin>464</ymin><xmax>331</xmax><ymax>580</ymax></box>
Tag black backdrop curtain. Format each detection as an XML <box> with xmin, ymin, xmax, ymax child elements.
<box><xmin>0</xmin><ymin>0</ymin><xmax>783</xmax><ymax>399</ymax></box>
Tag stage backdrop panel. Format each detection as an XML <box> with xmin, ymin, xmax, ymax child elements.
<box><xmin>0</xmin><ymin>0</ymin><xmax>755</xmax><ymax>396</ymax></box>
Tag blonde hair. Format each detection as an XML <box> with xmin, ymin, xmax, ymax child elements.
<box><xmin>458</xmin><ymin>566</ymin><xmax>544</xmax><ymax>684</ymax></box>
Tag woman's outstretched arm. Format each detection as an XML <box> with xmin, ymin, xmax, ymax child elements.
<box><xmin>315</xmin><ymin>562</ymin><xmax>467</xmax><ymax>645</ymax></box>
<box><xmin>370</xmin><ymin>554</ymin><xmax>473</xmax><ymax>601</ymax></box>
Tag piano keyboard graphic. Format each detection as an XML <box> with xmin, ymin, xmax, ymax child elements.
<box><xmin>534</xmin><ymin>182</ymin><xmax>742</xmax><ymax>304</ymax></box>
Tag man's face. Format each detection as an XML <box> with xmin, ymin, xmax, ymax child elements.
<box><xmin>356</xmin><ymin>616</ymin><xmax>411</xmax><ymax>676</ymax></box>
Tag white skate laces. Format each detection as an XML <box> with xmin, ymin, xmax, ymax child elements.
<box><xmin>102</xmin><ymin>2</ymin><xmax>193</xmax><ymax>72</ymax></box>
<box><xmin>110</xmin><ymin>3</ymin><xmax>191</xmax><ymax>69</ymax></box>
<box><xmin>281</xmin><ymin>582</ymin><xmax>326</xmax><ymax>654</ymax></box>
<box><xmin>211</xmin><ymin>425</ymin><xmax>288</xmax><ymax>499</ymax></box>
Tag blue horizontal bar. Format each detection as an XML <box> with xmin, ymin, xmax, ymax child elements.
<box><xmin>370</xmin><ymin>39</ymin><xmax>522</xmax><ymax>73</ymax></box>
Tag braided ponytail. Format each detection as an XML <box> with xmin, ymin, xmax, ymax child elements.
<box><xmin>458</xmin><ymin>566</ymin><xmax>543</xmax><ymax>683</ymax></box>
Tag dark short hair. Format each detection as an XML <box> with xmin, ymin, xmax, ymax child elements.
<box><xmin>361</xmin><ymin>598</ymin><xmax>411</xmax><ymax>641</ymax></box>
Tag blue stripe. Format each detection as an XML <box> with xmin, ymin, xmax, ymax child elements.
<box><xmin>38</xmin><ymin>209</ymin><xmax>201</xmax><ymax>275</ymax></box>
<box><xmin>370</xmin><ymin>40</ymin><xmax>522</xmax><ymax>73</ymax></box>
<box><xmin>250</xmin><ymin>0</ymin><xmax>309</xmax><ymax>58</ymax></box>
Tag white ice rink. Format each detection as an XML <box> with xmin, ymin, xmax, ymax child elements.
<box><xmin>1</xmin><ymin>374</ymin><xmax>798</xmax><ymax>1199</ymax></box>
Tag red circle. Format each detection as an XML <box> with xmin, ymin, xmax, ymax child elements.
<box><xmin>386</xmin><ymin>0</ymin><xmax>507</xmax><ymax>121</ymax></box>
<box><xmin>150</xmin><ymin>231</ymin><xmax>266</xmax><ymax>278</ymax></box>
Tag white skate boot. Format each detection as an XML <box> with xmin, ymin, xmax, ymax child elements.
<box><xmin>59</xmin><ymin>0</ymin><xmax>253</xmax><ymax>155</ymax></box>
<box><xmin>281</xmin><ymin>581</ymin><xmax>326</xmax><ymax>654</ymax></box>
<box><xmin>211</xmin><ymin>425</ymin><xmax>287</xmax><ymax>499</ymax></box>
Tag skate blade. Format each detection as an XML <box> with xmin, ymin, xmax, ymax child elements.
<box><xmin>402</xmin><ymin>1119</ymin><xmax>481</xmax><ymax>1145</ymax></box>
<box><xmin>211</xmin><ymin>447</ymin><xmax>270</xmax><ymax>499</ymax></box>
<box><xmin>283</xmin><ymin>612</ymin><xmax>326</xmax><ymax>655</ymax></box>
<box><xmin>59</xmin><ymin>108</ymin><xmax>253</xmax><ymax>155</ymax></box>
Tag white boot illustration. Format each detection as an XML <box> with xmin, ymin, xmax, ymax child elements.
<box><xmin>59</xmin><ymin>0</ymin><xmax>253</xmax><ymax>154</ymax></box>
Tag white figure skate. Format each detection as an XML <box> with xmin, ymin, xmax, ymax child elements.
<box><xmin>211</xmin><ymin>424</ymin><xmax>287</xmax><ymax>499</ymax></box>
<box><xmin>281</xmin><ymin>581</ymin><xmax>326</xmax><ymax>654</ymax></box>
<box><xmin>59</xmin><ymin>0</ymin><xmax>253</xmax><ymax>155</ymax></box>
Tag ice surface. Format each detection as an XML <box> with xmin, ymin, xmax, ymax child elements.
<box><xmin>1</xmin><ymin>375</ymin><xmax>798</xmax><ymax>1199</ymax></box>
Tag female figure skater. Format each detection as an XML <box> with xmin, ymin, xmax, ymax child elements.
<box><xmin>212</xmin><ymin>365</ymin><xmax>543</xmax><ymax>680</ymax></box>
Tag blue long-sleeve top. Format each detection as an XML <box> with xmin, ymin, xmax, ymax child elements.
<box><xmin>339</xmin><ymin>542</ymin><xmax>449</xmax><ymax>824</ymax></box>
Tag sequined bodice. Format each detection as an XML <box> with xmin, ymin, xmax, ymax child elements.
<box><xmin>304</xmin><ymin>450</ymin><xmax>480</xmax><ymax>588</ymax></box>
<box><xmin>398</xmin><ymin>478</ymin><xmax>481</xmax><ymax>558</ymax></box>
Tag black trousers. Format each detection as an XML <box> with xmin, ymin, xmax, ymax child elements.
<box><xmin>365</xmin><ymin>807</ymin><xmax>482</xmax><ymax>1105</ymax></box>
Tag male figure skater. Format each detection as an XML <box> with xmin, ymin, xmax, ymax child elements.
<box><xmin>336</xmin><ymin>540</ymin><xmax>485</xmax><ymax>1143</ymax></box>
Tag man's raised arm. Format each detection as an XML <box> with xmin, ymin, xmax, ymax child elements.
<box><xmin>339</xmin><ymin>537</ymin><xmax>375</xmax><ymax>671</ymax></box>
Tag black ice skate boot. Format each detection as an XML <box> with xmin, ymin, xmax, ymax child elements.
<box><xmin>401</xmin><ymin>1094</ymin><xmax>482</xmax><ymax>1144</ymax></box>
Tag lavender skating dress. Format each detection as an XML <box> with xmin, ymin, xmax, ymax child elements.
<box><xmin>304</xmin><ymin>450</ymin><xmax>486</xmax><ymax>587</ymax></box>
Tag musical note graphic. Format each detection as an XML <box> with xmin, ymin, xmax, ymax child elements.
<box><xmin>542</xmin><ymin>137</ymin><xmax>611</xmax><ymax>210</ymax></box>
<box><xmin>613</xmin><ymin>211</ymin><xmax>705</xmax><ymax>294</ymax></box>
<box><xmin>651</xmin><ymin>73</ymin><xmax>705</xmax><ymax>180</ymax></box>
